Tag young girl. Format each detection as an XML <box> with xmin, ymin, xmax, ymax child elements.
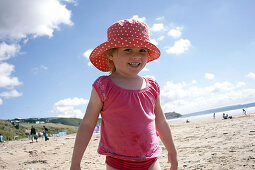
<box><xmin>70</xmin><ymin>19</ymin><xmax>178</xmax><ymax>170</ymax></box>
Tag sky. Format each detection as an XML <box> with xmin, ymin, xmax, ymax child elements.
<box><xmin>1</xmin><ymin>0</ymin><xmax>255</xmax><ymax>120</ymax></box>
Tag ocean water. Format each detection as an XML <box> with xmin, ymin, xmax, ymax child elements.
<box><xmin>168</xmin><ymin>106</ymin><xmax>255</xmax><ymax>122</ymax></box>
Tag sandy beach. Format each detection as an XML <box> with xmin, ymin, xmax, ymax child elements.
<box><xmin>1</xmin><ymin>113</ymin><xmax>255</xmax><ymax>170</ymax></box>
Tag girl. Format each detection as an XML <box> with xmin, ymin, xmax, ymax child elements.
<box><xmin>70</xmin><ymin>19</ymin><xmax>178</xmax><ymax>170</ymax></box>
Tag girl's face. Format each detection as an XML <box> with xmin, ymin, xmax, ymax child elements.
<box><xmin>109</xmin><ymin>47</ymin><xmax>148</xmax><ymax>77</ymax></box>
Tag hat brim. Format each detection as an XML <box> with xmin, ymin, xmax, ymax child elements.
<box><xmin>89</xmin><ymin>38</ymin><xmax>160</xmax><ymax>72</ymax></box>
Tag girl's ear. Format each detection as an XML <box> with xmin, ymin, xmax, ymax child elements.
<box><xmin>105</xmin><ymin>48</ymin><xmax>117</xmax><ymax>61</ymax></box>
<box><xmin>105</xmin><ymin>50</ymin><xmax>112</xmax><ymax>59</ymax></box>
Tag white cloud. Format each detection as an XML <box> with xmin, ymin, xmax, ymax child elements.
<box><xmin>168</xmin><ymin>27</ymin><xmax>183</xmax><ymax>39</ymax></box>
<box><xmin>150</xmin><ymin>39</ymin><xmax>158</xmax><ymax>46</ymax></box>
<box><xmin>156</xmin><ymin>16</ymin><xmax>165</xmax><ymax>21</ymax></box>
<box><xmin>151</xmin><ymin>23</ymin><xmax>165</xmax><ymax>32</ymax></box>
<box><xmin>0</xmin><ymin>0</ymin><xmax>73</xmax><ymax>40</ymax></box>
<box><xmin>22</xmin><ymin>38</ymin><xmax>29</xmax><ymax>45</ymax></box>
<box><xmin>0</xmin><ymin>62</ymin><xmax>22</xmax><ymax>88</ymax></box>
<box><xmin>83</xmin><ymin>49</ymin><xmax>93</xmax><ymax>67</ymax></box>
<box><xmin>32</xmin><ymin>65</ymin><xmax>48</xmax><ymax>74</ymax></box>
<box><xmin>83</xmin><ymin>49</ymin><xmax>92</xmax><ymax>59</ymax></box>
<box><xmin>192</xmin><ymin>80</ymin><xmax>197</xmax><ymax>84</ymax></box>
<box><xmin>150</xmin><ymin>36</ymin><xmax>165</xmax><ymax>46</ymax></box>
<box><xmin>205</xmin><ymin>73</ymin><xmax>215</xmax><ymax>80</ymax></box>
<box><xmin>87</xmin><ymin>62</ymin><xmax>93</xmax><ymax>67</ymax></box>
<box><xmin>157</xmin><ymin>36</ymin><xmax>165</xmax><ymax>41</ymax></box>
<box><xmin>0</xmin><ymin>90</ymin><xmax>22</xmax><ymax>98</ymax></box>
<box><xmin>161</xmin><ymin>81</ymin><xmax>187</xmax><ymax>101</ymax></box>
<box><xmin>166</xmin><ymin>39</ymin><xmax>191</xmax><ymax>54</ymax></box>
<box><xmin>161</xmin><ymin>80</ymin><xmax>250</xmax><ymax>114</ymax></box>
<box><xmin>52</xmin><ymin>97</ymin><xmax>89</xmax><ymax>118</ymax></box>
<box><xmin>0</xmin><ymin>0</ymin><xmax>74</xmax><ymax>105</ymax></box>
<box><xmin>0</xmin><ymin>62</ymin><xmax>22</xmax><ymax>101</ymax></box>
<box><xmin>60</xmin><ymin>0</ymin><xmax>78</xmax><ymax>5</ymax></box>
<box><xmin>131</xmin><ymin>15</ymin><xmax>146</xmax><ymax>22</ymax></box>
<box><xmin>142</xmin><ymin>67</ymin><xmax>149</xmax><ymax>72</ymax></box>
<box><xmin>54</xmin><ymin>97</ymin><xmax>88</xmax><ymax>107</ymax></box>
<box><xmin>0</xmin><ymin>42</ymin><xmax>20</xmax><ymax>61</ymax></box>
<box><xmin>246</xmin><ymin>72</ymin><xmax>255</xmax><ymax>79</ymax></box>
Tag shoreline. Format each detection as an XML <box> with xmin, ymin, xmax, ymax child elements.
<box><xmin>1</xmin><ymin>113</ymin><xmax>255</xmax><ymax>169</ymax></box>
<box><xmin>168</xmin><ymin>107</ymin><xmax>255</xmax><ymax>122</ymax></box>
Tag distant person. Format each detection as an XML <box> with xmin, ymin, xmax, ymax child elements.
<box><xmin>223</xmin><ymin>113</ymin><xmax>228</xmax><ymax>119</ymax></box>
<box><xmin>213</xmin><ymin>113</ymin><xmax>215</xmax><ymax>119</ymax></box>
<box><xmin>43</xmin><ymin>126</ymin><xmax>49</xmax><ymax>141</ymax></box>
<box><xmin>0</xmin><ymin>134</ymin><xmax>5</xmax><ymax>143</ymax></box>
<box><xmin>223</xmin><ymin>113</ymin><xmax>232</xmax><ymax>119</ymax></box>
<box><xmin>243</xmin><ymin>109</ymin><xmax>247</xmax><ymax>115</ymax></box>
<box><xmin>70</xmin><ymin>19</ymin><xmax>178</xmax><ymax>170</ymax></box>
<box><xmin>30</xmin><ymin>126</ymin><xmax>37</xmax><ymax>142</ymax></box>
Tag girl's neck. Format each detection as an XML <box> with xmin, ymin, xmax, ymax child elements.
<box><xmin>109</xmin><ymin>72</ymin><xmax>146</xmax><ymax>90</ymax></box>
<box><xmin>110</xmin><ymin>71</ymin><xmax>139</xmax><ymax>80</ymax></box>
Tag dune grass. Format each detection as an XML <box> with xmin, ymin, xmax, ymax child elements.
<box><xmin>0</xmin><ymin>120</ymin><xmax>78</xmax><ymax>141</ymax></box>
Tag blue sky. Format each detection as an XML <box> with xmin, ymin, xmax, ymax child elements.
<box><xmin>1</xmin><ymin>0</ymin><xmax>255</xmax><ymax>119</ymax></box>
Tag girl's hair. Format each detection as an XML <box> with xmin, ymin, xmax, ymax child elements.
<box><xmin>105</xmin><ymin>48</ymin><xmax>117</xmax><ymax>74</ymax></box>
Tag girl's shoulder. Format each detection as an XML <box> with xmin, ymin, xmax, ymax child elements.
<box><xmin>93</xmin><ymin>76</ymin><xmax>112</xmax><ymax>102</ymax></box>
<box><xmin>144</xmin><ymin>77</ymin><xmax>160</xmax><ymax>87</ymax></box>
<box><xmin>94</xmin><ymin>75</ymin><xmax>110</xmax><ymax>84</ymax></box>
<box><xmin>93</xmin><ymin>75</ymin><xmax>112</xmax><ymax>92</ymax></box>
<box><xmin>143</xmin><ymin>77</ymin><xmax>160</xmax><ymax>95</ymax></box>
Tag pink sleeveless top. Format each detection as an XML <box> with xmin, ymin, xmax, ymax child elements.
<box><xmin>93</xmin><ymin>76</ymin><xmax>161</xmax><ymax>160</ymax></box>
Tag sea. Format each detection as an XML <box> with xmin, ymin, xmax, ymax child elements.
<box><xmin>167</xmin><ymin>102</ymin><xmax>255</xmax><ymax>122</ymax></box>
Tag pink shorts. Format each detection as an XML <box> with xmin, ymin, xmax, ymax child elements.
<box><xmin>106</xmin><ymin>156</ymin><xmax>158</xmax><ymax>170</ymax></box>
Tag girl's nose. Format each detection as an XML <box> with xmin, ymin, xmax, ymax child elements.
<box><xmin>131</xmin><ymin>54</ymin><xmax>141</xmax><ymax>60</ymax></box>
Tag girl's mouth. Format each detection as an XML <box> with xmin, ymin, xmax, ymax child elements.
<box><xmin>128</xmin><ymin>62</ymin><xmax>140</xmax><ymax>66</ymax></box>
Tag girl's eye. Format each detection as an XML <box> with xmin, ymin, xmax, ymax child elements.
<box><xmin>140</xmin><ymin>49</ymin><xmax>147</xmax><ymax>53</ymax></box>
<box><xmin>123</xmin><ymin>48</ymin><xmax>132</xmax><ymax>52</ymax></box>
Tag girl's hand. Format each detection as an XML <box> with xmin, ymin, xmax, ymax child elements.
<box><xmin>168</xmin><ymin>152</ymin><xmax>178</xmax><ymax>170</ymax></box>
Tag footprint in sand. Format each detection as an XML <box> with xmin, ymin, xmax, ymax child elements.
<box><xmin>28</xmin><ymin>150</ymin><xmax>38</xmax><ymax>157</ymax></box>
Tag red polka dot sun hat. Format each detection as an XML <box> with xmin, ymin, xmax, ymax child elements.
<box><xmin>89</xmin><ymin>19</ymin><xmax>161</xmax><ymax>72</ymax></box>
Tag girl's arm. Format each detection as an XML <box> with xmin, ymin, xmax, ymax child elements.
<box><xmin>70</xmin><ymin>87</ymin><xmax>103</xmax><ymax>170</ymax></box>
<box><xmin>155</xmin><ymin>97</ymin><xmax>178</xmax><ymax>170</ymax></box>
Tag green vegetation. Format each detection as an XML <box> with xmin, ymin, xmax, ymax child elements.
<box><xmin>0</xmin><ymin>117</ymin><xmax>102</xmax><ymax>141</ymax></box>
<box><xmin>49</xmin><ymin>118</ymin><xmax>82</xmax><ymax>126</ymax></box>
<box><xmin>0</xmin><ymin>119</ymin><xmax>79</xmax><ymax>141</ymax></box>
<box><xmin>20</xmin><ymin>123</ymin><xmax>79</xmax><ymax>136</ymax></box>
<box><xmin>0</xmin><ymin>120</ymin><xmax>28</xmax><ymax>141</ymax></box>
<box><xmin>164</xmin><ymin>112</ymin><xmax>182</xmax><ymax>119</ymax></box>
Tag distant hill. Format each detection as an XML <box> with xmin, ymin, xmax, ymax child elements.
<box><xmin>183</xmin><ymin>102</ymin><xmax>255</xmax><ymax>118</ymax></box>
<box><xmin>0</xmin><ymin>120</ymin><xmax>28</xmax><ymax>141</ymax></box>
<box><xmin>0</xmin><ymin>119</ymin><xmax>79</xmax><ymax>141</ymax></box>
<box><xmin>164</xmin><ymin>112</ymin><xmax>182</xmax><ymax>119</ymax></box>
<box><xmin>49</xmin><ymin>118</ymin><xmax>82</xmax><ymax>126</ymax></box>
<box><xmin>9</xmin><ymin>117</ymin><xmax>82</xmax><ymax>127</ymax></box>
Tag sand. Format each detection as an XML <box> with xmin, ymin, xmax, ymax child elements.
<box><xmin>1</xmin><ymin>113</ymin><xmax>255</xmax><ymax>170</ymax></box>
